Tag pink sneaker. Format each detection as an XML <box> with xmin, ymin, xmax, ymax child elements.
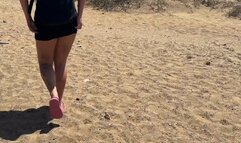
<box><xmin>49</xmin><ymin>97</ymin><xmax>63</xmax><ymax>119</ymax></box>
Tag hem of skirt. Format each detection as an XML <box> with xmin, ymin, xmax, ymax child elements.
<box><xmin>35</xmin><ymin>30</ymin><xmax>77</xmax><ymax>41</ymax></box>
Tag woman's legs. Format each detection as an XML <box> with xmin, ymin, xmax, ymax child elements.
<box><xmin>36</xmin><ymin>34</ymin><xmax>76</xmax><ymax>119</ymax></box>
<box><xmin>54</xmin><ymin>34</ymin><xmax>76</xmax><ymax>102</ymax></box>
<box><xmin>36</xmin><ymin>39</ymin><xmax>58</xmax><ymax>98</ymax></box>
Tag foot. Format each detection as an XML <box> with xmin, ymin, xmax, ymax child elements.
<box><xmin>49</xmin><ymin>97</ymin><xmax>63</xmax><ymax>119</ymax></box>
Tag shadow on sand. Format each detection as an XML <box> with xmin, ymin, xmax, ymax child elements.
<box><xmin>0</xmin><ymin>106</ymin><xmax>59</xmax><ymax>141</ymax></box>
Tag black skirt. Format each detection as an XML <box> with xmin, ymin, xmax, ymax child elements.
<box><xmin>34</xmin><ymin>17</ymin><xmax>77</xmax><ymax>41</ymax></box>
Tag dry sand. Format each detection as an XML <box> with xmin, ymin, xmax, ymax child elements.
<box><xmin>1</xmin><ymin>0</ymin><xmax>241</xmax><ymax>142</ymax></box>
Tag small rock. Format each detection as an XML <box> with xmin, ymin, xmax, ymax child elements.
<box><xmin>76</xmin><ymin>98</ymin><xmax>80</xmax><ymax>101</ymax></box>
<box><xmin>83</xmin><ymin>119</ymin><xmax>92</xmax><ymax>124</ymax></box>
<box><xmin>187</xmin><ymin>55</ymin><xmax>193</xmax><ymax>59</ymax></box>
<box><xmin>109</xmin><ymin>27</ymin><xmax>112</xmax><ymax>30</ymax></box>
<box><xmin>127</xmin><ymin>72</ymin><xmax>134</xmax><ymax>76</ymax></box>
<box><xmin>84</xmin><ymin>79</ymin><xmax>90</xmax><ymax>83</ymax></box>
<box><xmin>205</xmin><ymin>61</ymin><xmax>211</xmax><ymax>66</ymax></box>
<box><xmin>104</xmin><ymin>112</ymin><xmax>111</xmax><ymax>120</ymax></box>
<box><xmin>3</xmin><ymin>20</ymin><xmax>6</xmax><ymax>23</ymax></box>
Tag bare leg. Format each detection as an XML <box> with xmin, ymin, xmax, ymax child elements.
<box><xmin>36</xmin><ymin>39</ymin><xmax>58</xmax><ymax>98</ymax></box>
<box><xmin>54</xmin><ymin>34</ymin><xmax>76</xmax><ymax>102</ymax></box>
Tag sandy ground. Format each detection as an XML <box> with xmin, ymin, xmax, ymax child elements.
<box><xmin>1</xmin><ymin>0</ymin><xmax>241</xmax><ymax>142</ymax></box>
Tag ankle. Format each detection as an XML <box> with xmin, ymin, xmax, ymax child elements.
<box><xmin>50</xmin><ymin>88</ymin><xmax>58</xmax><ymax>98</ymax></box>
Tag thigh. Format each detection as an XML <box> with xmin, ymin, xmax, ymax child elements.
<box><xmin>54</xmin><ymin>34</ymin><xmax>76</xmax><ymax>65</ymax></box>
<box><xmin>36</xmin><ymin>39</ymin><xmax>58</xmax><ymax>64</ymax></box>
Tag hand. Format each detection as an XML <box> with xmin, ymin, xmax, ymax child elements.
<box><xmin>27</xmin><ymin>18</ymin><xmax>38</xmax><ymax>33</ymax></box>
<box><xmin>75</xmin><ymin>18</ymin><xmax>83</xmax><ymax>30</ymax></box>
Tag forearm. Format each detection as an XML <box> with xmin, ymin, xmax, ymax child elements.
<box><xmin>77</xmin><ymin>0</ymin><xmax>85</xmax><ymax>19</ymax></box>
<box><xmin>19</xmin><ymin>0</ymin><xmax>31</xmax><ymax>22</ymax></box>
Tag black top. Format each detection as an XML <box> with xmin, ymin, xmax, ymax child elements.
<box><xmin>34</xmin><ymin>0</ymin><xmax>77</xmax><ymax>25</ymax></box>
